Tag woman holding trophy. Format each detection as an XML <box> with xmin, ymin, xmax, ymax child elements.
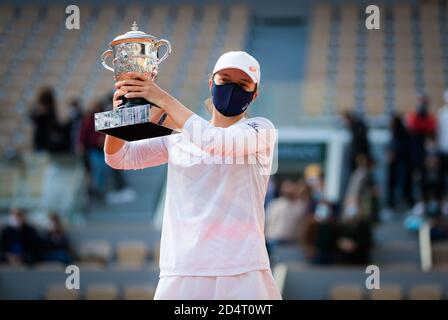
<box><xmin>104</xmin><ymin>50</ymin><xmax>281</xmax><ymax>300</ymax></box>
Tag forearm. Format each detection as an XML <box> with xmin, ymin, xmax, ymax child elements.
<box><xmin>159</xmin><ymin>93</ymin><xmax>194</xmax><ymax>130</ymax></box>
<box><xmin>104</xmin><ymin>134</ymin><xmax>126</xmax><ymax>155</ymax></box>
<box><xmin>104</xmin><ymin>135</ymin><xmax>168</xmax><ymax>170</ymax></box>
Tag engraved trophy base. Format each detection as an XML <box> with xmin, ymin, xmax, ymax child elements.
<box><xmin>98</xmin><ymin>121</ymin><xmax>175</xmax><ymax>141</ymax></box>
<box><xmin>94</xmin><ymin>102</ymin><xmax>179</xmax><ymax>142</ymax></box>
<box><xmin>120</xmin><ymin>97</ymin><xmax>150</xmax><ymax>108</ymax></box>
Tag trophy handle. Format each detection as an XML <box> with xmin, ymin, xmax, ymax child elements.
<box><xmin>101</xmin><ymin>49</ymin><xmax>114</xmax><ymax>72</ymax></box>
<box><xmin>155</xmin><ymin>39</ymin><xmax>172</xmax><ymax>64</ymax></box>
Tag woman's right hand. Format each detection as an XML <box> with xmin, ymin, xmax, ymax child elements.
<box><xmin>112</xmin><ymin>89</ymin><xmax>127</xmax><ymax>109</ymax></box>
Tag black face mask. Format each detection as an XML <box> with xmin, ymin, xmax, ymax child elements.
<box><xmin>211</xmin><ymin>81</ymin><xmax>255</xmax><ymax>117</ymax></box>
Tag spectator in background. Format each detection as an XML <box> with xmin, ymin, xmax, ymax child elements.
<box><xmin>265</xmin><ymin>179</ymin><xmax>310</xmax><ymax>256</ymax></box>
<box><xmin>386</xmin><ymin>114</ymin><xmax>413</xmax><ymax>210</ymax></box>
<box><xmin>29</xmin><ymin>87</ymin><xmax>65</xmax><ymax>152</ymax></box>
<box><xmin>406</xmin><ymin>94</ymin><xmax>437</xmax><ymax>202</ymax></box>
<box><xmin>66</xmin><ymin>98</ymin><xmax>84</xmax><ymax>154</ymax></box>
<box><xmin>78</xmin><ymin>100</ymin><xmax>108</xmax><ymax>200</ymax></box>
<box><xmin>337</xmin><ymin>201</ymin><xmax>373</xmax><ymax>265</ymax></box>
<box><xmin>427</xmin><ymin>192</ymin><xmax>448</xmax><ymax>241</ymax></box>
<box><xmin>102</xmin><ymin>92</ymin><xmax>136</xmax><ymax>204</ymax></box>
<box><xmin>302</xmin><ymin>200</ymin><xmax>339</xmax><ymax>265</ymax></box>
<box><xmin>338</xmin><ymin>154</ymin><xmax>374</xmax><ymax>265</ymax></box>
<box><xmin>342</xmin><ymin>154</ymin><xmax>375</xmax><ymax>219</ymax></box>
<box><xmin>301</xmin><ymin>163</ymin><xmax>340</xmax><ymax>264</ymax></box>
<box><xmin>0</xmin><ymin>208</ymin><xmax>42</xmax><ymax>265</ymax></box>
<box><xmin>437</xmin><ymin>90</ymin><xmax>448</xmax><ymax>196</ymax></box>
<box><xmin>342</xmin><ymin>111</ymin><xmax>371</xmax><ymax>174</ymax></box>
<box><xmin>304</xmin><ymin>163</ymin><xmax>324</xmax><ymax>205</ymax></box>
<box><xmin>406</xmin><ymin>95</ymin><xmax>437</xmax><ymax>137</ymax></box>
<box><xmin>41</xmin><ymin>212</ymin><xmax>73</xmax><ymax>264</ymax></box>
<box><xmin>78</xmin><ymin>94</ymin><xmax>136</xmax><ymax>204</ymax></box>
<box><xmin>422</xmin><ymin>138</ymin><xmax>444</xmax><ymax>201</ymax></box>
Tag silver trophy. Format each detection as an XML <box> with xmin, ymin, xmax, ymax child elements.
<box><xmin>95</xmin><ymin>22</ymin><xmax>177</xmax><ymax>141</ymax></box>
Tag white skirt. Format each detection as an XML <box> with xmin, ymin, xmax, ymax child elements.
<box><xmin>154</xmin><ymin>269</ymin><xmax>282</xmax><ymax>300</ymax></box>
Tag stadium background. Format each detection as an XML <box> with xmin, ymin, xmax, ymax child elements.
<box><xmin>1</xmin><ymin>0</ymin><xmax>448</xmax><ymax>299</ymax></box>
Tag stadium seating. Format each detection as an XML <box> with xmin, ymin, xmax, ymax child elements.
<box><xmin>0</xmin><ymin>266</ymin><xmax>160</xmax><ymax>299</ymax></box>
<box><xmin>281</xmin><ymin>263</ymin><xmax>448</xmax><ymax>300</ymax></box>
<box><xmin>2</xmin><ymin>1</ymin><xmax>446</xmax><ymax>155</ymax></box>
<box><xmin>303</xmin><ymin>1</ymin><xmax>446</xmax><ymax>119</ymax></box>
<box><xmin>329</xmin><ymin>284</ymin><xmax>364</xmax><ymax>300</ymax></box>
<box><xmin>369</xmin><ymin>284</ymin><xmax>403</xmax><ymax>300</ymax></box>
<box><xmin>45</xmin><ymin>284</ymin><xmax>80</xmax><ymax>300</ymax></box>
<box><xmin>79</xmin><ymin>240</ymin><xmax>113</xmax><ymax>265</ymax></box>
<box><xmin>123</xmin><ymin>285</ymin><xmax>156</xmax><ymax>300</ymax></box>
<box><xmin>432</xmin><ymin>241</ymin><xmax>448</xmax><ymax>266</ymax></box>
<box><xmin>116</xmin><ymin>241</ymin><xmax>148</xmax><ymax>269</ymax></box>
<box><xmin>85</xmin><ymin>283</ymin><xmax>119</xmax><ymax>300</ymax></box>
<box><xmin>409</xmin><ymin>284</ymin><xmax>443</xmax><ymax>300</ymax></box>
<box><xmin>0</xmin><ymin>3</ymin><xmax>249</xmax><ymax>157</ymax></box>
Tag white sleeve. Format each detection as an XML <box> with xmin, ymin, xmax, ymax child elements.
<box><xmin>104</xmin><ymin>136</ymin><xmax>168</xmax><ymax>170</ymax></box>
<box><xmin>182</xmin><ymin>114</ymin><xmax>277</xmax><ymax>157</ymax></box>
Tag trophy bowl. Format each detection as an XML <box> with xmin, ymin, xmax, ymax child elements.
<box><xmin>94</xmin><ymin>22</ymin><xmax>178</xmax><ymax>141</ymax></box>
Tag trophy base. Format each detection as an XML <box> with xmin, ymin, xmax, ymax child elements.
<box><xmin>120</xmin><ymin>97</ymin><xmax>151</xmax><ymax>108</ymax></box>
<box><xmin>98</xmin><ymin>121</ymin><xmax>175</xmax><ymax>141</ymax></box>
<box><xmin>94</xmin><ymin>104</ymin><xmax>179</xmax><ymax>142</ymax></box>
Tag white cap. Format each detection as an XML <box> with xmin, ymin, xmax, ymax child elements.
<box><xmin>212</xmin><ymin>51</ymin><xmax>261</xmax><ymax>85</ymax></box>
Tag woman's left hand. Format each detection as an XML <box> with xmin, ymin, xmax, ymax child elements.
<box><xmin>114</xmin><ymin>72</ymin><xmax>169</xmax><ymax>108</ymax></box>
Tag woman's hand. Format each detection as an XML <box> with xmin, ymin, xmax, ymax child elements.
<box><xmin>112</xmin><ymin>88</ymin><xmax>126</xmax><ymax>109</ymax></box>
<box><xmin>114</xmin><ymin>72</ymin><xmax>194</xmax><ymax>129</ymax></box>
<box><xmin>114</xmin><ymin>72</ymin><xmax>170</xmax><ymax>109</ymax></box>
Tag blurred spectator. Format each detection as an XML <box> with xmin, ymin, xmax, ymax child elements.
<box><xmin>408</xmin><ymin>137</ymin><xmax>445</xmax><ymax>231</ymax></box>
<box><xmin>343</xmin><ymin>154</ymin><xmax>378</xmax><ymax>223</ymax></box>
<box><xmin>66</xmin><ymin>98</ymin><xmax>84</xmax><ymax>154</ymax></box>
<box><xmin>78</xmin><ymin>98</ymin><xmax>135</xmax><ymax>203</ymax></box>
<box><xmin>41</xmin><ymin>212</ymin><xmax>73</xmax><ymax>264</ymax></box>
<box><xmin>430</xmin><ymin>197</ymin><xmax>448</xmax><ymax>241</ymax></box>
<box><xmin>406</xmin><ymin>95</ymin><xmax>436</xmax><ymax>137</ymax></box>
<box><xmin>78</xmin><ymin>100</ymin><xmax>108</xmax><ymax>200</ymax></box>
<box><xmin>339</xmin><ymin>154</ymin><xmax>374</xmax><ymax>265</ymax></box>
<box><xmin>304</xmin><ymin>163</ymin><xmax>324</xmax><ymax>204</ymax></box>
<box><xmin>0</xmin><ymin>208</ymin><xmax>42</xmax><ymax>265</ymax></box>
<box><xmin>29</xmin><ymin>87</ymin><xmax>66</xmax><ymax>152</ymax></box>
<box><xmin>406</xmin><ymin>95</ymin><xmax>437</xmax><ymax>201</ymax></box>
<box><xmin>386</xmin><ymin>114</ymin><xmax>413</xmax><ymax>209</ymax></box>
<box><xmin>101</xmin><ymin>92</ymin><xmax>136</xmax><ymax>204</ymax></box>
<box><xmin>337</xmin><ymin>205</ymin><xmax>373</xmax><ymax>265</ymax></box>
<box><xmin>302</xmin><ymin>201</ymin><xmax>339</xmax><ymax>265</ymax></box>
<box><xmin>405</xmin><ymin>191</ymin><xmax>448</xmax><ymax>241</ymax></box>
<box><xmin>342</xmin><ymin>111</ymin><xmax>371</xmax><ymax>173</ymax></box>
<box><xmin>422</xmin><ymin>138</ymin><xmax>443</xmax><ymax>201</ymax></box>
<box><xmin>265</xmin><ymin>179</ymin><xmax>310</xmax><ymax>255</ymax></box>
<box><xmin>437</xmin><ymin>90</ymin><xmax>448</xmax><ymax>196</ymax></box>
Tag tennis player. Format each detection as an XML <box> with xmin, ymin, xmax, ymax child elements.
<box><xmin>104</xmin><ymin>51</ymin><xmax>282</xmax><ymax>300</ymax></box>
